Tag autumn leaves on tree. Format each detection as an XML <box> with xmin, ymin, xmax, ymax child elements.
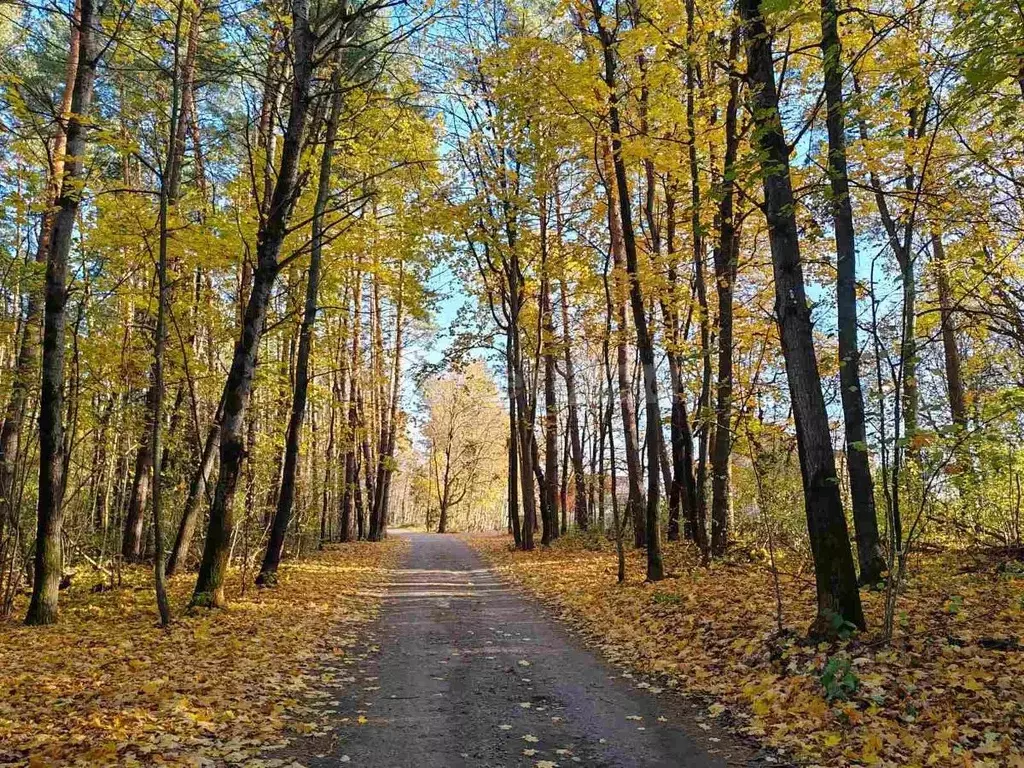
<box><xmin>1</xmin><ymin>0</ymin><xmax>1022</xmax><ymax>643</ymax></box>
<box><xmin>1</xmin><ymin>0</ymin><xmax>436</xmax><ymax>623</ymax></box>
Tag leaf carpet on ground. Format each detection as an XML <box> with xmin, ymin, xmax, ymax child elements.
<box><xmin>0</xmin><ymin>540</ymin><xmax>404</xmax><ymax>767</ymax></box>
<box><xmin>468</xmin><ymin>534</ymin><xmax>1024</xmax><ymax>767</ymax></box>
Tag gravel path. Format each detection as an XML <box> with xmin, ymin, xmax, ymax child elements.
<box><xmin>294</xmin><ymin>532</ymin><xmax>767</xmax><ymax>768</ymax></box>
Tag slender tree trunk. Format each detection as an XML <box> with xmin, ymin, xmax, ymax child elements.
<box><xmin>710</xmin><ymin>29</ymin><xmax>741</xmax><ymax>558</ymax></box>
<box><xmin>165</xmin><ymin>399</ymin><xmax>221</xmax><ymax>576</ymax></box>
<box><xmin>258</xmin><ymin>56</ymin><xmax>344</xmax><ymax>584</ymax></box>
<box><xmin>602</xmin><ymin>140</ymin><xmax>645</xmax><ymax>550</ymax></box>
<box><xmin>685</xmin><ymin>0</ymin><xmax>712</xmax><ymax>548</ymax></box>
<box><xmin>370</xmin><ymin>263</ymin><xmax>404</xmax><ymax>541</ymax></box>
<box><xmin>821</xmin><ymin>0</ymin><xmax>885</xmax><ymax>583</ymax></box>
<box><xmin>341</xmin><ymin>270</ymin><xmax>362</xmax><ymax>543</ymax></box>
<box><xmin>559</xmin><ymin>278</ymin><xmax>589</xmax><ymax>531</ymax></box>
<box><xmin>540</xmin><ymin>197</ymin><xmax>559</xmax><ymax>544</ymax></box>
<box><xmin>740</xmin><ymin>0</ymin><xmax>864</xmax><ymax>631</ymax></box>
<box><xmin>192</xmin><ymin>0</ymin><xmax>316</xmax><ymax>608</ymax></box>
<box><xmin>594</xmin><ymin>5</ymin><xmax>663</xmax><ymax>579</ymax></box>
<box><xmin>26</xmin><ymin>0</ymin><xmax>99</xmax><ymax>626</ymax></box>
<box><xmin>506</xmin><ymin>329</ymin><xmax>523</xmax><ymax>548</ymax></box>
<box><xmin>932</xmin><ymin>232</ymin><xmax>967</xmax><ymax>428</ymax></box>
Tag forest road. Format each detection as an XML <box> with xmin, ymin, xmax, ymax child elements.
<box><xmin>292</xmin><ymin>532</ymin><xmax>769</xmax><ymax>768</ymax></box>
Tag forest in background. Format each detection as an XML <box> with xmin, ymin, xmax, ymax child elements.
<box><xmin>0</xmin><ymin>0</ymin><xmax>1021</xmax><ymax>657</ymax></box>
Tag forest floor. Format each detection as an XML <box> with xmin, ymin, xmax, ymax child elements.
<box><xmin>0</xmin><ymin>539</ymin><xmax>405</xmax><ymax>767</ymax></box>
<box><xmin>467</xmin><ymin>533</ymin><xmax>1024</xmax><ymax>767</ymax></box>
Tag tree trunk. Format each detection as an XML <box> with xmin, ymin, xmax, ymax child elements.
<box><xmin>602</xmin><ymin>140</ymin><xmax>645</xmax><ymax>550</ymax></box>
<box><xmin>341</xmin><ymin>270</ymin><xmax>362</xmax><ymax>543</ymax></box>
<box><xmin>684</xmin><ymin>0</ymin><xmax>712</xmax><ymax>550</ymax></box>
<box><xmin>26</xmin><ymin>0</ymin><xmax>99</xmax><ymax>626</ymax></box>
<box><xmin>540</xmin><ymin>201</ymin><xmax>559</xmax><ymax>544</ymax></box>
<box><xmin>0</xmin><ymin>0</ymin><xmax>81</xmax><ymax>541</ymax></box>
<box><xmin>710</xmin><ymin>28</ymin><xmax>741</xmax><ymax>558</ymax></box>
<box><xmin>191</xmin><ymin>0</ymin><xmax>315</xmax><ymax>608</ymax></box>
<box><xmin>740</xmin><ymin>0</ymin><xmax>864</xmax><ymax>632</ymax></box>
<box><xmin>662</xmin><ymin>184</ymin><xmax>703</xmax><ymax>550</ymax></box>
<box><xmin>932</xmin><ymin>232</ymin><xmax>967</xmax><ymax>428</ymax></box>
<box><xmin>593</xmin><ymin>4</ymin><xmax>663</xmax><ymax>579</ymax></box>
<box><xmin>821</xmin><ymin>0</ymin><xmax>885</xmax><ymax>584</ymax></box>
<box><xmin>258</xmin><ymin>56</ymin><xmax>344</xmax><ymax>585</ymax></box>
<box><xmin>558</xmin><ymin>276</ymin><xmax>588</xmax><ymax>531</ymax></box>
<box><xmin>165</xmin><ymin>399</ymin><xmax>221</xmax><ymax>576</ymax></box>
<box><xmin>506</xmin><ymin>329</ymin><xmax>523</xmax><ymax>548</ymax></box>
<box><xmin>370</xmin><ymin>263</ymin><xmax>404</xmax><ymax>541</ymax></box>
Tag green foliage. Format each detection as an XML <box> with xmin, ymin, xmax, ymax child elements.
<box><xmin>820</xmin><ymin>654</ymin><xmax>858</xmax><ymax>702</ymax></box>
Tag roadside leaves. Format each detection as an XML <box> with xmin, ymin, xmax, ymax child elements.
<box><xmin>470</xmin><ymin>535</ymin><xmax>1024</xmax><ymax>766</ymax></box>
<box><xmin>0</xmin><ymin>540</ymin><xmax>404</xmax><ymax>766</ymax></box>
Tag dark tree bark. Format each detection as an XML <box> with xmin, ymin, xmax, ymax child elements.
<box><xmin>340</xmin><ymin>271</ymin><xmax>362</xmax><ymax>543</ymax></box>
<box><xmin>26</xmin><ymin>0</ymin><xmax>100</xmax><ymax>626</ymax></box>
<box><xmin>121</xmin><ymin>392</ymin><xmax>154</xmax><ymax>562</ymax></box>
<box><xmin>0</xmin><ymin>0</ymin><xmax>81</xmax><ymax>543</ymax></box>
<box><xmin>821</xmin><ymin>0</ymin><xmax>886</xmax><ymax>584</ymax></box>
<box><xmin>684</xmin><ymin>0</ymin><xmax>712</xmax><ymax>553</ymax></box>
<box><xmin>369</xmin><ymin>264</ymin><xmax>404</xmax><ymax>541</ymax></box>
<box><xmin>165</xmin><ymin>399</ymin><xmax>221</xmax><ymax>576</ymax></box>
<box><xmin>192</xmin><ymin>0</ymin><xmax>316</xmax><ymax>608</ymax></box>
<box><xmin>931</xmin><ymin>232</ymin><xmax>967</xmax><ymax>429</ymax></box>
<box><xmin>258</xmin><ymin>57</ymin><xmax>345</xmax><ymax>585</ymax></box>
<box><xmin>601</xmin><ymin>140</ymin><xmax>645</xmax><ymax>550</ymax></box>
<box><xmin>710</xmin><ymin>28</ymin><xmax>741</xmax><ymax>558</ymax></box>
<box><xmin>592</xmin><ymin>0</ymin><xmax>664</xmax><ymax>580</ymax></box>
<box><xmin>506</xmin><ymin>330</ymin><xmax>523</xmax><ymax>548</ymax></box>
<box><xmin>662</xmin><ymin>184</ymin><xmax>703</xmax><ymax>550</ymax></box>
<box><xmin>540</xmin><ymin>198</ymin><xmax>559</xmax><ymax>545</ymax></box>
<box><xmin>740</xmin><ymin>0</ymin><xmax>865</xmax><ymax>632</ymax></box>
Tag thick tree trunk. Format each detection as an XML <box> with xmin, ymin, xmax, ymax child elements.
<box><xmin>821</xmin><ymin>0</ymin><xmax>885</xmax><ymax>584</ymax></box>
<box><xmin>0</xmin><ymin>0</ymin><xmax>81</xmax><ymax>541</ymax></box>
<box><xmin>26</xmin><ymin>0</ymin><xmax>99</xmax><ymax>626</ymax></box>
<box><xmin>741</xmin><ymin>0</ymin><xmax>864</xmax><ymax>632</ymax></box>
<box><xmin>191</xmin><ymin>0</ymin><xmax>315</xmax><ymax>608</ymax></box>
